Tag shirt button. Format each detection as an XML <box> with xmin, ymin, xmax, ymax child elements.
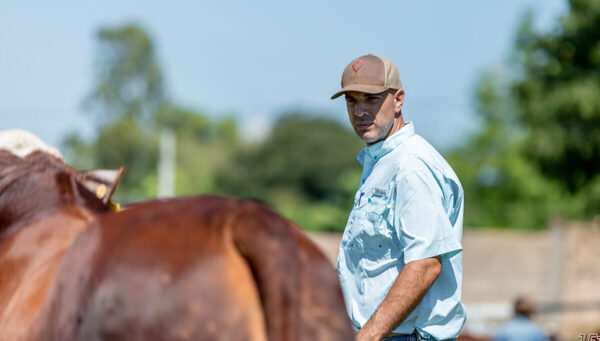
<box><xmin>373</xmin><ymin>155</ymin><xmax>378</xmax><ymax>160</ymax></box>
<box><xmin>361</xmin><ymin>178</ymin><xmax>365</xmax><ymax>184</ymax></box>
<box><xmin>368</xmin><ymin>198</ymin><xmax>371</xmax><ymax>203</ymax></box>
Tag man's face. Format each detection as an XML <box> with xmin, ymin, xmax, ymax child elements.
<box><xmin>345</xmin><ymin>89</ymin><xmax>404</xmax><ymax>145</ymax></box>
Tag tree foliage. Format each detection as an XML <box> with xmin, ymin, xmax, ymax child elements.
<box><xmin>217</xmin><ymin>114</ymin><xmax>362</xmax><ymax>200</ymax></box>
<box><xmin>66</xmin><ymin>6</ymin><xmax>600</xmax><ymax>232</ymax></box>
<box><xmin>156</xmin><ymin>105</ymin><xmax>239</xmax><ymax>196</ymax></box>
<box><xmin>449</xmin><ymin>0</ymin><xmax>600</xmax><ymax>228</ymax></box>
<box><xmin>514</xmin><ymin>0</ymin><xmax>600</xmax><ymax>193</ymax></box>
<box><xmin>447</xmin><ymin>72</ymin><xmax>562</xmax><ymax>229</ymax></box>
<box><xmin>64</xmin><ymin>24</ymin><xmax>238</xmax><ymax>202</ymax></box>
<box><xmin>63</xmin><ymin>23</ymin><xmax>359</xmax><ymax>232</ymax></box>
<box><xmin>216</xmin><ymin>113</ymin><xmax>363</xmax><ymax>231</ymax></box>
<box><xmin>84</xmin><ymin>24</ymin><xmax>165</xmax><ymax>125</ymax></box>
<box><xmin>65</xmin><ymin>24</ymin><xmax>164</xmax><ymax>201</ymax></box>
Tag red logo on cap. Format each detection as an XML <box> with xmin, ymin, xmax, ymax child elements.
<box><xmin>352</xmin><ymin>61</ymin><xmax>364</xmax><ymax>73</ymax></box>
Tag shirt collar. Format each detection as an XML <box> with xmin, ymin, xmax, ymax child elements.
<box><xmin>357</xmin><ymin>121</ymin><xmax>415</xmax><ymax>166</ymax></box>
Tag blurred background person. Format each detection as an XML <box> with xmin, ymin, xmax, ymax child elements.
<box><xmin>494</xmin><ymin>296</ymin><xmax>549</xmax><ymax>341</ymax></box>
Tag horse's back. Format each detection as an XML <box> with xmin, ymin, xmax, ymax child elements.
<box><xmin>42</xmin><ymin>196</ymin><xmax>352</xmax><ymax>340</ymax></box>
<box><xmin>43</xmin><ymin>197</ymin><xmax>267</xmax><ymax>341</ymax></box>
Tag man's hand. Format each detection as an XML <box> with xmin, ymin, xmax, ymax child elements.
<box><xmin>355</xmin><ymin>256</ymin><xmax>442</xmax><ymax>341</ymax></box>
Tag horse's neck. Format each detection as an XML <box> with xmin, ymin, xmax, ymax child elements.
<box><xmin>0</xmin><ymin>170</ymin><xmax>104</xmax><ymax>234</ymax></box>
<box><xmin>0</xmin><ymin>208</ymin><xmax>96</xmax><ymax>257</ymax></box>
<box><xmin>0</xmin><ymin>208</ymin><xmax>95</xmax><ymax>336</ymax></box>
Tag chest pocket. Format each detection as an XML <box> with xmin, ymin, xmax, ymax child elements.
<box><xmin>357</xmin><ymin>186</ymin><xmax>394</xmax><ymax>255</ymax></box>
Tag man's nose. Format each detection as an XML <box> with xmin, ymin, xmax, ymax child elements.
<box><xmin>354</xmin><ymin>103</ymin><xmax>369</xmax><ymax>117</ymax></box>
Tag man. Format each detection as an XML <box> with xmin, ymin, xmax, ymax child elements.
<box><xmin>332</xmin><ymin>54</ymin><xmax>466</xmax><ymax>341</ymax></box>
<box><xmin>494</xmin><ymin>297</ymin><xmax>549</xmax><ymax>341</ymax></box>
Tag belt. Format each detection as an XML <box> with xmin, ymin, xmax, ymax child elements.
<box><xmin>383</xmin><ymin>331</ymin><xmax>426</xmax><ymax>341</ymax></box>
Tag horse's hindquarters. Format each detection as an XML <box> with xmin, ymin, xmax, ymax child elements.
<box><xmin>41</xmin><ymin>197</ymin><xmax>353</xmax><ymax>341</ymax></box>
<box><xmin>43</xmin><ymin>204</ymin><xmax>267</xmax><ymax>341</ymax></box>
<box><xmin>73</xmin><ymin>252</ymin><xmax>267</xmax><ymax>341</ymax></box>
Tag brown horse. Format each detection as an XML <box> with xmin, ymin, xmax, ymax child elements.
<box><xmin>0</xmin><ymin>150</ymin><xmax>353</xmax><ymax>340</ymax></box>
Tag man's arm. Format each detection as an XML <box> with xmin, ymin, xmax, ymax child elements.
<box><xmin>356</xmin><ymin>255</ymin><xmax>442</xmax><ymax>341</ymax></box>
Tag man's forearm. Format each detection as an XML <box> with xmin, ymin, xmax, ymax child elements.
<box><xmin>356</xmin><ymin>256</ymin><xmax>442</xmax><ymax>341</ymax></box>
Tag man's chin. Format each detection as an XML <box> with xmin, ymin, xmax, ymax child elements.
<box><xmin>359</xmin><ymin>133</ymin><xmax>382</xmax><ymax>145</ymax></box>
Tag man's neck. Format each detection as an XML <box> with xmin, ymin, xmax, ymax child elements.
<box><xmin>368</xmin><ymin>116</ymin><xmax>405</xmax><ymax>146</ymax></box>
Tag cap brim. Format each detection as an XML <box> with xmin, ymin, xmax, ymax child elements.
<box><xmin>330</xmin><ymin>84</ymin><xmax>390</xmax><ymax>100</ymax></box>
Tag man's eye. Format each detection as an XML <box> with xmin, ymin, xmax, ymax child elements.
<box><xmin>366</xmin><ymin>96</ymin><xmax>380</xmax><ymax>101</ymax></box>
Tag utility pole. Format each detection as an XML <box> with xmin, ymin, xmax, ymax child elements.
<box><xmin>157</xmin><ymin>129</ymin><xmax>176</xmax><ymax>198</ymax></box>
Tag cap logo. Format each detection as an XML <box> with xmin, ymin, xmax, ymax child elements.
<box><xmin>352</xmin><ymin>61</ymin><xmax>364</xmax><ymax>73</ymax></box>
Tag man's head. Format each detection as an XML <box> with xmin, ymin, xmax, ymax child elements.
<box><xmin>514</xmin><ymin>296</ymin><xmax>535</xmax><ymax>318</ymax></box>
<box><xmin>331</xmin><ymin>54</ymin><xmax>405</xmax><ymax>145</ymax></box>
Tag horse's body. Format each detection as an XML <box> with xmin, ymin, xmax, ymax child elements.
<box><xmin>0</xmin><ymin>150</ymin><xmax>353</xmax><ymax>340</ymax></box>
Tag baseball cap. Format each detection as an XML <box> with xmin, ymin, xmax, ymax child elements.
<box><xmin>331</xmin><ymin>54</ymin><xmax>402</xmax><ymax>100</ymax></box>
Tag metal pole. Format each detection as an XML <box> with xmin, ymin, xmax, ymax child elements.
<box><xmin>157</xmin><ymin>129</ymin><xmax>176</xmax><ymax>198</ymax></box>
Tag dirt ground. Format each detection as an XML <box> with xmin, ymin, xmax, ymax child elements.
<box><xmin>307</xmin><ymin>219</ymin><xmax>600</xmax><ymax>341</ymax></box>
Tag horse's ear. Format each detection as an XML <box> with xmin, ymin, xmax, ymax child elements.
<box><xmin>76</xmin><ymin>167</ymin><xmax>125</xmax><ymax>204</ymax></box>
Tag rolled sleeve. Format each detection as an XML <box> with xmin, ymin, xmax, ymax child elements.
<box><xmin>394</xmin><ymin>171</ymin><xmax>462</xmax><ymax>263</ymax></box>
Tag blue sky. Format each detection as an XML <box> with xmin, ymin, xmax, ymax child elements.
<box><xmin>1</xmin><ymin>0</ymin><xmax>566</xmax><ymax>153</ymax></box>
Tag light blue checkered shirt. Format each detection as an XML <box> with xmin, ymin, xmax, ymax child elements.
<box><xmin>337</xmin><ymin>122</ymin><xmax>466</xmax><ymax>340</ymax></box>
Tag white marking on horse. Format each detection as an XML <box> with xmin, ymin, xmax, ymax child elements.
<box><xmin>0</xmin><ymin>129</ymin><xmax>63</xmax><ymax>160</ymax></box>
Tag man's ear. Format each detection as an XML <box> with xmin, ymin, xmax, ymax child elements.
<box><xmin>76</xmin><ymin>167</ymin><xmax>125</xmax><ymax>204</ymax></box>
<box><xmin>394</xmin><ymin>89</ymin><xmax>405</xmax><ymax>114</ymax></box>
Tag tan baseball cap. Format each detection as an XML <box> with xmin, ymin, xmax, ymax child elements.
<box><xmin>331</xmin><ymin>54</ymin><xmax>402</xmax><ymax>99</ymax></box>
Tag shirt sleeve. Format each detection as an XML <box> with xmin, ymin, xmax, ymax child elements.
<box><xmin>394</xmin><ymin>170</ymin><xmax>462</xmax><ymax>263</ymax></box>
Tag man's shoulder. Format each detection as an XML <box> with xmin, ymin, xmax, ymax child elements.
<box><xmin>376</xmin><ymin>145</ymin><xmax>427</xmax><ymax>181</ymax></box>
<box><xmin>403</xmin><ymin>134</ymin><xmax>445</xmax><ymax>160</ymax></box>
<box><xmin>381</xmin><ymin>134</ymin><xmax>463</xmax><ymax>195</ymax></box>
<box><xmin>386</xmin><ymin>134</ymin><xmax>446</xmax><ymax>173</ymax></box>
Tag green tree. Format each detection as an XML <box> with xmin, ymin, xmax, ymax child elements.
<box><xmin>513</xmin><ymin>0</ymin><xmax>600</xmax><ymax>216</ymax></box>
<box><xmin>447</xmin><ymin>72</ymin><xmax>562</xmax><ymax>229</ymax></box>
<box><xmin>156</xmin><ymin>105</ymin><xmax>240</xmax><ymax>196</ymax></box>
<box><xmin>216</xmin><ymin>113</ymin><xmax>363</xmax><ymax>231</ymax></box>
<box><xmin>64</xmin><ymin>24</ymin><xmax>240</xmax><ymax>201</ymax></box>
<box><xmin>84</xmin><ymin>24</ymin><xmax>165</xmax><ymax>125</ymax></box>
<box><xmin>64</xmin><ymin>24</ymin><xmax>164</xmax><ymax>201</ymax></box>
<box><xmin>449</xmin><ymin>0</ymin><xmax>600</xmax><ymax>228</ymax></box>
